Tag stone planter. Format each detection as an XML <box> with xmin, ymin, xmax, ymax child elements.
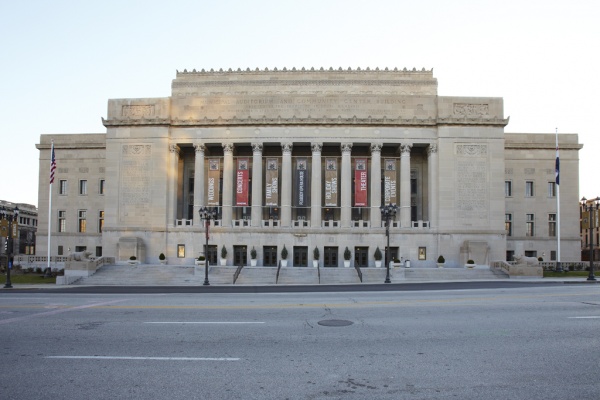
<box><xmin>312</xmin><ymin>260</ymin><xmax>319</xmax><ymax>268</ymax></box>
<box><xmin>344</xmin><ymin>260</ymin><xmax>350</xmax><ymax>268</ymax></box>
<box><xmin>437</xmin><ymin>263</ymin><xmax>445</xmax><ymax>268</ymax></box>
<box><xmin>465</xmin><ymin>264</ymin><xmax>476</xmax><ymax>268</ymax></box>
<box><xmin>281</xmin><ymin>260</ymin><xmax>288</xmax><ymax>267</ymax></box>
<box><xmin>195</xmin><ymin>260</ymin><xmax>206</xmax><ymax>266</ymax></box>
<box><xmin>250</xmin><ymin>259</ymin><xmax>257</xmax><ymax>267</ymax></box>
<box><xmin>127</xmin><ymin>260</ymin><xmax>139</xmax><ymax>265</ymax></box>
<box><xmin>374</xmin><ymin>260</ymin><xmax>382</xmax><ymax>268</ymax></box>
<box><xmin>159</xmin><ymin>260</ymin><xmax>167</xmax><ymax>265</ymax></box>
<box><xmin>220</xmin><ymin>258</ymin><xmax>227</xmax><ymax>266</ymax></box>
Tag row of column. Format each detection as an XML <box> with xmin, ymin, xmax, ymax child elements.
<box><xmin>169</xmin><ymin>142</ymin><xmax>439</xmax><ymax>229</ymax></box>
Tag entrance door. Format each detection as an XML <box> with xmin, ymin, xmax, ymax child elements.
<box><xmin>324</xmin><ymin>247</ymin><xmax>338</xmax><ymax>268</ymax></box>
<box><xmin>384</xmin><ymin>247</ymin><xmax>399</xmax><ymax>266</ymax></box>
<box><xmin>263</xmin><ymin>246</ymin><xmax>277</xmax><ymax>267</ymax></box>
<box><xmin>293</xmin><ymin>246</ymin><xmax>308</xmax><ymax>267</ymax></box>
<box><xmin>206</xmin><ymin>245</ymin><xmax>218</xmax><ymax>266</ymax></box>
<box><xmin>354</xmin><ymin>247</ymin><xmax>368</xmax><ymax>268</ymax></box>
<box><xmin>233</xmin><ymin>245</ymin><xmax>247</xmax><ymax>266</ymax></box>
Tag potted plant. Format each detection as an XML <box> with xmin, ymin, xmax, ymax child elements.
<box><xmin>128</xmin><ymin>255</ymin><xmax>138</xmax><ymax>265</ymax></box>
<box><xmin>437</xmin><ymin>255</ymin><xmax>445</xmax><ymax>268</ymax></box>
<box><xmin>466</xmin><ymin>259</ymin><xmax>475</xmax><ymax>268</ymax></box>
<box><xmin>220</xmin><ymin>245</ymin><xmax>227</xmax><ymax>266</ymax></box>
<box><xmin>280</xmin><ymin>245</ymin><xmax>288</xmax><ymax>267</ymax></box>
<box><xmin>250</xmin><ymin>247</ymin><xmax>257</xmax><ymax>267</ymax></box>
<box><xmin>159</xmin><ymin>253</ymin><xmax>166</xmax><ymax>265</ymax></box>
<box><xmin>312</xmin><ymin>246</ymin><xmax>320</xmax><ymax>268</ymax></box>
<box><xmin>343</xmin><ymin>247</ymin><xmax>351</xmax><ymax>268</ymax></box>
<box><xmin>374</xmin><ymin>247</ymin><xmax>382</xmax><ymax>268</ymax></box>
<box><xmin>195</xmin><ymin>255</ymin><xmax>206</xmax><ymax>266</ymax></box>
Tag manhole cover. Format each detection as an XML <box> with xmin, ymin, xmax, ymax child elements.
<box><xmin>317</xmin><ymin>319</ymin><xmax>354</xmax><ymax>327</ymax></box>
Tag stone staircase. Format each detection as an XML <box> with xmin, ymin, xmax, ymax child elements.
<box><xmin>71</xmin><ymin>264</ymin><xmax>508</xmax><ymax>286</ymax></box>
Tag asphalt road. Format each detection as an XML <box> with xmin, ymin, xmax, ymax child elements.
<box><xmin>1</xmin><ymin>284</ymin><xmax>599</xmax><ymax>399</ymax></box>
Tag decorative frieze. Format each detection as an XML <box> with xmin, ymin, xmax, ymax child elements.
<box><xmin>122</xmin><ymin>105</ymin><xmax>155</xmax><ymax>118</ymax></box>
<box><xmin>453</xmin><ymin>103</ymin><xmax>489</xmax><ymax>116</ymax></box>
<box><xmin>456</xmin><ymin>144</ymin><xmax>488</xmax><ymax>157</ymax></box>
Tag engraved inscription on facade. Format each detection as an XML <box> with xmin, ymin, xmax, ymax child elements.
<box><xmin>453</xmin><ymin>103</ymin><xmax>489</xmax><ymax>116</ymax></box>
<box><xmin>122</xmin><ymin>105</ymin><xmax>155</xmax><ymax>118</ymax></box>
<box><xmin>524</xmin><ymin>168</ymin><xmax>535</xmax><ymax>175</ymax></box>
<box><xmin>455</xmin><ymin>144</ymin><xmax>488</xmax><ymax>220</ymax></box>
<box><xmin>119</xmin><ymin>144</ymin><xmax>152</xmax><ymax>221</ymax></box>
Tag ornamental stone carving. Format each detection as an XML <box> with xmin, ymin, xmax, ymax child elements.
<box><xmin>401</xmin><ymin>144</ymin><xmax>412</xmax><ymax>155</ymax></box>
<box><xmin>123</xmin><ymin>144</ymin><xmax>152</xmax><ymax>156</ymax></box>
<box><xmin>311</xmin><ymin>142</ymin><xmax>322</xmax><ymax>153</ymax></box>
<box><xmin>122</xmin><ymin>105</ymin><xmax>154</xmax><ymax>118</ymax></box>
<box><xmin>456</xmin><ymin>144</ymin><xmax>487</xmax><ymax>157</ymax></box>
<box><xmin>169</xmin><ymin>144</ymin><xmax>180</xmax><ymax>155</ymax></box>
<box><xmin>194</xmin><ymin>143</ymin><xmax>206</xmax><ymax>153</ymax></box>
<box><xmin>370</xmin><ymin>143</ymin><xmax>382</xmax><ymax>153</ymax></box>
<box><xmin>252</xmin><ymin>143</ymin><xmax>263</xmax><ymax>153</ymax></box>
<box><xmin>427</xmin><ymin>144</ymin><xmax>438</xmax><ymax>156</ymax></box>
<box><xmin>453</xmin><ymin>103</ymin><xmax>489</xmax><ymax>116</ymax></box>
<box><xmin>281</xmin><ymin>142</ymin><xmax>293</xmax><ymax>154</ymax></box>
<box><xmin>341</xmin><ymin>143</ymin><xmax>353</xmax><ymax>153</ymax></box>
<box><xmin>222</xmin><ymin>143</ymin><xmax>234</xmax><ymax>153</ymax></box>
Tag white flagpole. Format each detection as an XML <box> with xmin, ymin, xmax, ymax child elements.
<box><xmin>47</xmin><ymin>141</ymin><xmax>55</xmax><ymax>273</ymax></box>
<box><xmin>555</xmin><ymin>128</ymin><xmax>561</xmax><ymax>272</ymax></box>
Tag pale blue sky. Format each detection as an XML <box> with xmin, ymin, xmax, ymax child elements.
<box><xmin>1</xmin><ymin>0</ymin><xmax>598</xmax><ymax>206</ymax></box>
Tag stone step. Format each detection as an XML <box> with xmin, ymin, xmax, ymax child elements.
<box><xmin>235</xmin><ymin>267</ymin><xmax>277</xmax><ymax>285</ymax></box>
<box><xmin>319</xmin><ymin>267</ymin><xmax>361</xmax><ymax>284</ymax></box>
<box><xmin>277</xmin><ymin>267</ymin><xmax>319</xmax><ymax>285</ymax></box>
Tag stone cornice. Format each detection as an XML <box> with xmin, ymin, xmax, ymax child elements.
<box><xmin>102</xmin><ymin>116</ymin><xmax>509</xmax><ymax>128</ymax></box>
<box><xmin>505</xmin><ymin>143</ymin><xmax>583</xmax><ymax>150</ymax></box>
<box><xmin>176</xmin><ymin>66</ymin><xmax>434</xmax><ymax>75</ymax></box>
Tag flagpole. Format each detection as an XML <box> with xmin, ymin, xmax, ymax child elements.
<box><xmin>46</xmin><ymin>141</ymin><xmax>55</xmax><ymax>275</ymax></box>
<box><xmin>555</xmin><ymin>128</ymin><xmax>562</xmax><ymax>272</ymax></box>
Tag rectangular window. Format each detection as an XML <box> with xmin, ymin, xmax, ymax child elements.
<box><xmin>79</xmin><ymin>180</ymin><xmax>88</xmax><ymax>195</ymax></box>
<box><xmin>98</xmin><ymin>211</ymin><xmax>104</xmax><ymax>233</ymax></box>
<box><xmin>525</xmin><ymin>181</ymin><xmax>534</xmax><ymax>197</ymax></box>
<box><xmin>59</xmin><ymin>180</ymin><xmax>67</xmax><ymax>195</ymax></box>
<box><xmin>177</xmin><ymin>245</ymin><xmax>185</xmax><ymax>258</ymax></box>
<box><xmin>58</xmin><ymin>245</ymin><xmax>63</xmax><ymax>256</ymax></box>
<box><xmin>58</xmin><ymin>210</ymin><xmax>66</xmax><ymax>232</ymax></box>
<box><xmin>96</xmin><ymin>246</ymin><xmax>102</xmax><ymax>257</ymax></box>
<box><xmin>548</xmin><ymin>213</ymin><xmax>556</xmax><ymax>237</ymax></box>
<box><xmin>99</xmin><ymin>179</ymin><xmax>105</xmax><ymax>195</ymax></box>
<box><xmin>547</xmin><ymin>182</ymin><xmax>556</xmax><ymax>197</ymax></box>
<box><xmin>78</xmin><ymin>210</ymin><xmax>87</xmax><ymax>233</ymax></box>
<box><xmin>505</xmin><ymin>181</ymin><xmax>512</xmax><ymax>197</ymax></box>
<box><xmin>505</xmin><ymin>214</ymin><xmax>512</xmax><ymax>236</ymax></box>
<box><xmin>526</xmin><ymin>214</ymin><xmax>535</xmax><ymax>237</ymax></box>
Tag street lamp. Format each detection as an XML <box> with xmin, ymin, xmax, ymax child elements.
<box><xmin>1</xmin><ymin>205</ymin><xmax>19</xmax><ymax>289</ymax></box>
<box><xmin>581</xmin><ymin>197</ymin><xmax>599</xmax><ymax>281</ymax></box>
<box><xmin>198</xmin><ymin>206</ymin><xmax>218</xmax><ymax>286</ymax></box>
<box><xmin>380</xmin><ymin>203</ymin><xmax>398</xmax><ymax>284</ymax></box>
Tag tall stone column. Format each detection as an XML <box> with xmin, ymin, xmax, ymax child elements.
<box><xmin>251</xmin><ymin>143</ymin><xmax>263</xmax><ymax>227</ymax></box>
<box><xmin>168</xmin><ymin>144</ymin><xmax>180</xmax><ymax>227</ymax></box>
<box><xmin>281</xmin><ymin>142</ymin><xmax>293</xmax><ymax>227</ymax></box>
<box><xmin>427</xmin><ymin>144</ymin><xmax>438</xmax><ymax>228</ymax></box>
<box><xmin>340</xmin><ymin>143</ymin><xmax>352</xmax><ymax>228</ymax></box>
<box><xmin>193</xmin><ymin>143</ymin><xmax>205</xmax><ymax>226</ymax></box>
<box><xmin>400</xmin><ymin>143</ymin><xmax>412</xmax><ymax>227</ymax></box>
<box><xmin>370</xmin><ymin>143</ymin><xmax>382</xmax><ymax>227</ymax></box>
<box><xmin>311</xmin><ymin>142</ymin><xmax>322</xmax><ymax>228</ymax></box>
<box><xmin>222</xmin><ymin>143</ymin><xmax>234</xmax><ymax>227</ymax></box>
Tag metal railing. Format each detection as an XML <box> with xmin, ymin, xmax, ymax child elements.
<box><xmin>233</xmin><ymin>264</ymin><xmax>244</xmax><ymax>284</ymax></box>
<box><xmin>276</xmin><ymin>260</ymin><xmax>282</xmax><ymax>284</ymax></box>
<box><xmin>354</xmin><ymin>263</ymin><xmax>363</xmax><ymax>283</ymax></box>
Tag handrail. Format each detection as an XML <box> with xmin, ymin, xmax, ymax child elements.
<box><xmin>354</xmin><ymin>264</ymin><xmax>363</xmax><ymax>283</ymax></box>
<box><xmin>276</xmin><ymin>260</ymin><xmax>281</xmax><ymax>284</ymax></box>
<box><xmin>233</xmin><ymin>264</ymin><xmax>244</xmax><ymax>284</ymax></box>
<box><xmin>317</xmin><ymin>262</ymin><xmax>321</xmax><ymax>284</ymax></box>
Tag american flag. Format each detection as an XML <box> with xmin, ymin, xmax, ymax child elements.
<box><xmin>50</xmin><ymin>142</ymin><xmax>56</xmax><ymax>184</ymax></box>
<box><xmin>555</xmin><ymin>146</ymin><xmax>560</xmax><ymax>186</ymax></box>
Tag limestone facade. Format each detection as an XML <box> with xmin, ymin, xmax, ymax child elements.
<box><xmin>35</xmin><ymin>68</ymin><xmax>582</xmax><ymax>267</ymax></box>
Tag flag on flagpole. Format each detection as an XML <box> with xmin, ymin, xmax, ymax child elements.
<box><xmin>555</xmin><ymin>146</ymin><xmax>560</xmax><ymax>185</ymax></box>
<box><xmin>50</xmin><ymin>142</ymin><xmax>56</xmax><ymax>184</ymax></box>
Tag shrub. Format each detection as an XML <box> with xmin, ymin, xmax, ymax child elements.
<box><xmin>281</xmin><ymin>245</ymin><xmax>288</xmax><ymax>260</ymax></box>
<box><xmin>344</xmin><ymin>247</ymin><xmax>351</xmax><ymax>261</ymax></box>
<box><xmin>313</xmin><ymin>246</ymin><xmax>320</xmax><ymax>260</ymax></box>
<box><xmin>221</xmin><ymin>245</ymin><xmax>227</xmax><ymax>259</ymax></box>
<box><xmin>129</xmin><ymin>256</ymin><xmax>137</xmax><ymax>261</ymax></box>
<box><xmin>159</xmin><ymin>253</ymin><xmax>166</xmax><ymax>261</ymax></box>
<box><xmin>437</xmin><ymin>255</ymin><xmax>445</xmax><ymax>263</ymax></box>
<box><xmin>250</xmin><ymin>247</ymin><xmax>257</xmax><ymax>259</ymax></box>
<box><xmin>198</xmin><ymin>255</ymin><xmax>206</xmax><ymax>261</ymax></box>
<box><xmin>537</xmin><ymin>257</ymin><xmax>543</xmax><ymax>262</ymax></box>
<box><xmin>374</xmin><ymin>247</ymin><xmax>382</xmax><ymax>261</ymax></box>
<box><xmin>467</xmin><ymin>259</ymin><xmax>475</xmax><ymax>264</ymax></box>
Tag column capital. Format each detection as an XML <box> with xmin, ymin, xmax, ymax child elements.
<box><xmin>311</xmin><ymin>142</ymin><xmax>322</xmax><ymax>153</ymax></box>
<box><xmin>252</xmin><ymin>143</ymin><xmax>263</xmax><ymax>153</ymax></box>
<box><xmin>401</xmin><ymin>143</ymin><xmax>412</xmax><ymax>155</ymax></box>
<box><xmin>282</xmin><ymin>142</ymin><xmax>293</xmax><ymax>154</ymax></box>
<box><xmin>427</xmin><ymin>144</ymin><xmax>438</xmax><ymax>156</ymax></box>
<box><xmin>341</xmin><ymin>143</ymin><xmax>353</xmax><ymax>154</ymax></box>
<box><xmin>370</xmin><ymin>143</ymin><xmax>382</xmax><ymax>153</ymax></box>
<box><xmin>169</xmin><ymin>144</ymin><xmax>180</xmax><ymax>155</ymax></box>
<box><xmin>223</xmin><ymin>143</ymin><xmax>234</xmax><ymax>154</ymax></box>
<box><xmin>194</xmin><ymin>143</ymin><xmax>206</xmax><ymax>153</ymax></box>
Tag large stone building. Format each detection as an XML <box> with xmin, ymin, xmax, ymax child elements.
<box><xmin>35</xmin><ymin>68</ymin><xmax>582</xmax><ymax>268</ymax></box>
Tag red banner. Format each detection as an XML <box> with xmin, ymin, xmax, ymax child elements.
<box><xmin>236</xmin><ymin>158</ymin><xmax>249</xmax><ymax>206</ymax></box>
<box><xmin>354</xmin><ymin>158</ymin><xmax>368</xmax><ymax>206</ymax></box>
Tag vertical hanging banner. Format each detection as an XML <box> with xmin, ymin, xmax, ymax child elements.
<box><xmin>295</xmin><ymin>158</ymin><xmax>309</xmax><ymax>207</ymax></box>
<box><xmin>265</xmin><ymin>158</ymin><xmax>278</xmax><ymax>206</ymax></box>
<box><xmin>324</xmin><ymin>158</ymin><xmax>338</xmax><ymax>207</ymax></box>
<box><xmin>236</xmin><ymin>158</ymin><xmax>249</xmax><ymax>206</ymax></box>
<box><xmin>354</xmin><ymin>158</ymin><xmax>368</xmax><ymax>206</ymax></box>
<box><xmin>384</xmin><ymin>159</ymin><xmax>397</xmax><ymax>205</ymax></box>
<box><xmin>207</xmin><ymin>159</ymin><xmax>220</xmax><ymax>206</ymax></box>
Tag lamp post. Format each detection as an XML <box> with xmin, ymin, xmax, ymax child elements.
<box><xmin>198</xmin><ymin>206</ymin><xmax>218</xmax><ymax>286</ymax></box>
<box><xmin>1</xmin><ymin>206</ymin><xmax>19</xmax><ymax>289</ymax></box>
<box><xmin>581</xmin><ymin>197</ymin><xmax>599</xmax><ymax>281</ymax></box>
<box><xmin>380</xmin><ymin>203</ymin><xmax>398</xmax><ymax>284</ymax></box>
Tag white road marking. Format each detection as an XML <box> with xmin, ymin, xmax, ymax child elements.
<box><xmin>0</xmin><ymin>299</ymin><xmax>127</xmax><ymax>325</ymax></box>
<box><xmin>568</xmin><ymin>316</ymin><xmax>600</xmax><ymax>319</ymax></box>
<box><xmin>46</xmin><ymin>356</ymin><xmax>239</xmax><ymax>361</ymax></box>
<box><xmin>145</xmin><ymin>321</ymin><xmax>265</xmax><ymax>324</ymax></box>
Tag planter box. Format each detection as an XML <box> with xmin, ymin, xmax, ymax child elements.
<box><xmin>343</xmin><ymin>260</ymin><xmax>350</xmax><ymax>268</ymax></box>
<box><xmin>250</xmin><ymin>259</ymin><xmax>257</xmax><ymax>267</ymax></box>
<box><xmin>281</xmin><ymin>260</ymin><xmax>288</xmax><ymax>267</ymax></box>
<box><xmin>312</xmin><ymin>260</ymin><xmax>319</xmax><ymax>268</ymax></box>
<box><xmin>220</xmin><ymin>258</ymin><xmax>227</xmax><ymax>266</ymax></box>
<box><xmin>374</xmin><ymin>260</ymin><xmax>382</xmax><ymax>268</ymax></box>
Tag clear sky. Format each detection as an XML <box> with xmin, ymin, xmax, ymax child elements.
<box><xmin>1</xmin><ymin>0</ymin><xmax>598</xmax><ymax>207</ymax></box>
